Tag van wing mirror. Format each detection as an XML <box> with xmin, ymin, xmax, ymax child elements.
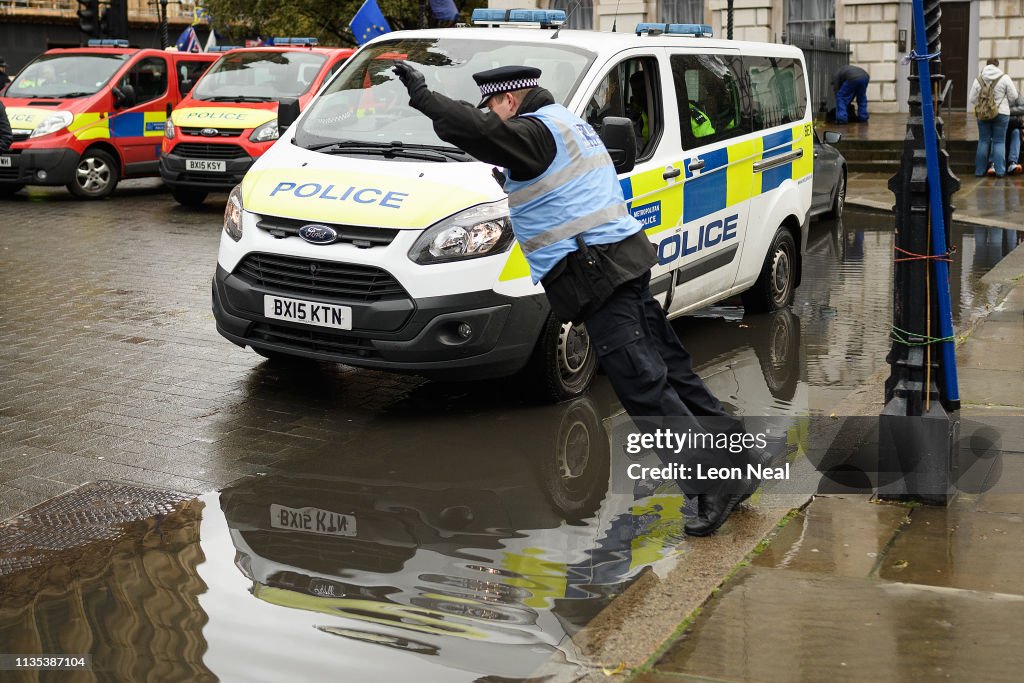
<box><xmin>823</xmin><ymin>130</ymin><xmax>842</xmax><ymax>145</ymax></box>
<box><xmin>112</xmin><ymin>84</ymin><xmax>136</xmax><ymax>109</ymax></box>
<box><xmin>598</xmin><ymin>117</ymin><xmax>636</xmax><ymax>174</ymax></box>
<box><xmin>278</xmin><ymin>98</ymin><xmax>301</xmax><ymax>136</ymax></box>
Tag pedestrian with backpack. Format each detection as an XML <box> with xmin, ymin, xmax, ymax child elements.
<box><xmin>968</xmin><ymin>58</ymin><xmax>1019</xmax><ymax>177</ymax></box>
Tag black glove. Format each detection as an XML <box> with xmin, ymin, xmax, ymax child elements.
<box><xmin>393</xmin><ymin>61</ymin><xmax>427</xmax><ymax>97</ymax></box>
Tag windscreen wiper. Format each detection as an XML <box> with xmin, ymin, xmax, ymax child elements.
<box><xmin>304</xmin><ymin>140</ymin><xmax>453</xmax><ymax>162</ymax></box>
<box><xmin>199</xmin><ymin>95</ymin><xmax>275</xmax><ymax>102</ymax></box>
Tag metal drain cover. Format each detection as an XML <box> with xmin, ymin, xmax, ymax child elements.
<box><xmin>0</xmin><ymin>481</ymin><xmax>195</xmax><ymax>577</ymax></box>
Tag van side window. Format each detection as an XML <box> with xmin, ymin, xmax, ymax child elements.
<box><xmin>670</xmin><ymin>54</ymin><xmax>745</xmax><ymax>149</ymax></box>
<box><xmin>585</xmin><ymin>57</ymin><xmax>662</xmax><ymax>160</ymax></box>
<box><xmin>745</xmin><ymin>56</ymin><xmax>807</xmax><ymax>130</ymax></box>
<box><xmin>121</xmin><ymin>57</ymin><xmax>168</xmax><ymax>106</ymax></box>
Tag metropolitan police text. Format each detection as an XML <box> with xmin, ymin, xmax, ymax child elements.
<box><xmin>625</xmin><ymin>428</ymin><xmax>768</xmax><ymax>455</ymax></box>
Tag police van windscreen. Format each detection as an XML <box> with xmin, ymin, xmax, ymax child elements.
<box><xmin>6</xmin><ymin>54</ymin><xmax>129</xmax><ymax>99</ymax></box>
<box><xmin>296</xmin><ymin>38</ymin><xmax>595</xmax><ymax>150</ymax></box>
<box><xmin>192</xmin><ymin>51</ymin><xmax>329</xmax><ymax>101</ymax></box>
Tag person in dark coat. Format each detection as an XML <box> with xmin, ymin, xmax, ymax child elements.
<box><xmin>832</xmin><ymin>64</ymin><xmax>870</xmax><ymax>124</ymax></box>
<box><xmin>393</xmin><ymin>62</ymin><xmax>755</xmax><ymax>536</ymax></box>
<box><xmin>0</xmin><ymin>101</ymin><xmax>13</xmax><ymax>152</ymax></box>
<box><xmin>1006</xmin><ymin>94</ymin><xmax>1024</xmax><ymax>175</ymax></box>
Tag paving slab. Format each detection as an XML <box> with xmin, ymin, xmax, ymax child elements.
<box><xmin>651</xmin><ymin>567</ymin><xmax>1024</xmax><ymax>683</ymax></box>
<box><xmin>752</xmin><ymin>495</ymin><xmax>909</xmax><ymax>577</ymax></box>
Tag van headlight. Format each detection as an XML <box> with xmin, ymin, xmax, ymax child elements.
<box><xmin>164</xmin><ymin>119</ymin><xmax>175</xmax><ymax>139</ymax></box>
<box><xmin>408</xmin><ymin>201</ymin><xmax>514</xmax><ymax>264</ymax></box>
<box><xmin>250</xmin><ymin>120</ymin><xmax>279</xmax><ymax>143</ymax></box>
<box><xmin>29</xmin><ymin>111</ymin><xmax>73</xmax><ymax>138</ymax></box>
<box><xmin>223</xmin><ymin>185</ymin><xmax>244</xmax><ymax>241</ymax></box>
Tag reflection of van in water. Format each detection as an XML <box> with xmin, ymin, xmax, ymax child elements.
<box><xmin>213</xmin><ymin>312</ymin><xmax>802</xmax><ymax>679</ymax></box>
<box><xmin>159</xmin><ymin>41</ymin><xmax>354</xmax><ymax>206</ymax></box>
<box><xmin>0</xmin><ymin>41</ymin><xmax>216</xmax><ymax>199</ymax></box>
<box><xmin>212</xmin><ymin>18</ymin><xmax>813</xmax><ymax>401</ymax></box>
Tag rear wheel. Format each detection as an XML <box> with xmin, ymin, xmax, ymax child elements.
<box><xmin>741</xmin><ymin>229</ymin><xmax>797</xmax><ymax>313</ymax></box>
<box><xmin>525</xmin><ymin>314</ymin><xmax>598</xmax><ymax>403</ymax></box>
<box><xmin>827</xmin><ymin>169</ymin><xmax>846</xmax><ymax>218</ymax></box>
<box><xmin>171</xmin><ymin>188</ymin><xmax>209</xmax><ymax>206</ymax></box>
<box><xmin>67</xmin><ymin>149</ymin><xmax>119</xmax><ymax>199</ymax></box>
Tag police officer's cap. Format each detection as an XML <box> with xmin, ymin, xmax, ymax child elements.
<box><xmin>472</xmin><ymin>66</ymin><xmax>542</xmax><ymax>108</ymax></box>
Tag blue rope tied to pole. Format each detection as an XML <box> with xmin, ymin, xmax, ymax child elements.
<box><xmin>901</xmin><ymin>49</ymin><xmax>942</xmax><ymax>65</ymax></box>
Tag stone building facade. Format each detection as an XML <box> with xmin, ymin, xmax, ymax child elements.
<box><xmin>492</xmin><ymin>0</ymin><xmax>1024</xmax><ymax>113</ymax></box>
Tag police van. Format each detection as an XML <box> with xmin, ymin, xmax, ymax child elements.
<box><xmin>212</xmin><ymin>11</ymin><xmax>813</xmax><ymax>401</ymax></box>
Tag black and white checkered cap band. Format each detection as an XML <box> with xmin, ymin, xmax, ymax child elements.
<box><xmin>480</xmin><ymin>78</ymin><xmax>540</xmax><ymax>96</ymax></box>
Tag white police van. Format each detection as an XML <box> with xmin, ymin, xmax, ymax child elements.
<box><xmin>212</xmin><ymin>10</ymin><xmax>813</xmax><ymax>401</ymax></box>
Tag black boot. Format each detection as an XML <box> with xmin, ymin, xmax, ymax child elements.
<box><xmin>684</xmin><ymin>480</ymin><xmax>758</xmax><ymax>537</ymax></box>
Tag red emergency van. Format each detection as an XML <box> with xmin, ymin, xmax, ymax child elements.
<box><xmin>159</xmin><ymin>40</ymin><xmax>354</xmax><ymax>206</ymax></box>
<box><xmin>0</xmin><ymin>41</ymin><xmax>216</xmax><ymax>199</ymax></box>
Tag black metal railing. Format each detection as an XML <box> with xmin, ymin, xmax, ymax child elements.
<box><xmin>782</xmin><ymin>34</ymin><xmax>852</xmax><ymax>118</ymax></box>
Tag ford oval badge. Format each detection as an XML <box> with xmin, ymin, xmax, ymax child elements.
<box><xmin>200</xmin><ymin>127</ymin><xmax>218</xmax><ymax>137</ymax></box>
<box><xmin>298</xmin><ymin>224</ymin><xmax>338</xmax><ymax>245</ymax></box>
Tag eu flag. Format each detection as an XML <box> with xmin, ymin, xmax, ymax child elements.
<box><xmin>350</xmin><ymin>0</ymin><xmax>392</xmax><ymax>45</ymax></box>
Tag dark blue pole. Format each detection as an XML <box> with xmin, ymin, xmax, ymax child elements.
<box><xmin>910</xmin><ymin>0</ymin><xmax>959</xmax><ymax>405</ymax></box>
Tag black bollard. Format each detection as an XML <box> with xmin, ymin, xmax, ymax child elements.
<box><xmin>881</xmin><ymin>0</ymin><xmax>960</xmax><ymax>505</ymax></box>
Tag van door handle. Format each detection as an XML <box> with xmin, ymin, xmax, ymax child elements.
<box><xmin>686</xmin><ymin>159</ymin><xmax>704</xmax><ymax>173</ymax></box>
<box><xmin>663</xmin><ymin>166</ymin><xmax>682</xmax><ymax>179</ymax></box>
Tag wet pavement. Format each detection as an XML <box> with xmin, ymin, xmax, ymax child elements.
<box><xmin>1</xmin><ymin>183</ymin><xmax>1022</xmax><ymax>680</ymax></box>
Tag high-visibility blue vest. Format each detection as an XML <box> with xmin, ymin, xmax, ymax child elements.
<box><xmin>504</xmin><ymin>104</ymin><xmax>642</xmax><ymax>283</ymax></box>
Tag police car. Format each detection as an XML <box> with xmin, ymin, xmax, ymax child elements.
<box><xmin>212</xmin><ymin>11</ymin><xmax>813</xmax><ymax>401</ymax></box>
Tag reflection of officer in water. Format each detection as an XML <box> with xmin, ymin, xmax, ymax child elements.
<box><xmin>394</xmin><ymin>62</ymin><xmax>754</xmax><ymax>536</ymax></box>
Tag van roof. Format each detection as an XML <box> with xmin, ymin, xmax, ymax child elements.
<box><xmin>218</xmin><ymin>46</ymin><xmax>356</xmax><ymax>56</ymax></box>
<box><xmin>367</xmin><ymin>27</ymin><xmax>804</xmax><ymax>59</ymax></box>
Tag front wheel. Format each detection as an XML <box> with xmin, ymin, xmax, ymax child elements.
<box><xmin>524</xmin><ymin>314</ymin><xmax>598</xmax><ymax>403</ymax></box>
<box><xmin>741</xmin><ymin>229</ymin><xmax>798</xmax><ymax>313</ymax></box>
<box><xmin>171</xmin><ymin>188</ymin><xmax>209</xmax><ymax>206</ymax></box>
<box><xmin>67</xmin><ymin>149</ymin><xmax>119</xmax><ymax>199</ymax></box>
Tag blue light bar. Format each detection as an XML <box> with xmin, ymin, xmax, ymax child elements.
<box><xmin>209</xmin><ymin>46</ymin><xmax>243</xmax><ymax>52</ymax></box>
<box><xmin>635</xmin><ymin>23</ymin><xmax>714</xmax><ymax>38</ymax></box>
<box><xmin>87</xmin><ymin>39</ymin><xmax>130</xmax><ymax>48</ymax></box>
<box><xmin>471</xmin><ymin>8</ymin><xmax>566</xmax><ymax>27</ymax></box>
<box><xmin>273</xmin><ymin>37</ymin><xmax>319</xmax><ymax>46</ymax></box>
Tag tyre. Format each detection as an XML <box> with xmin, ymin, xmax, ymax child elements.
<box><xmin>171</xmin><ymin>188</ymin><xmax>209</xmax><ymax>206</ymax></box>
<box><xmin>827</xmin><ymin>169</ymin><xmax>846</xmax><ymax>219</ymax></box>
<box><xmin>0</xmin><ymin>184</ymin><xmax>25</xmax><ymax>198</ymax></box>
<box><xmin>526</xmin><ymin>314</ymin><xmax>598</xmax><ymax>403</ymax></box>
<box><xmin>67</xmin><ymin>149</ymin><xmax>119</xmax><ymax>199</ymax></box>
<box><xmin>741</xmin><ymin>228</ymin><xmax>798</xmax><ymax>313</ymax></box>
<box><xmin>537</xmin><ymin>396</ymin><xmax>610</xmax><ymax>521</ymax></box>
<box><xmin>753</xmin><ymin>309</ymin><xmax>800</xmax><ymax>402</ymax></box>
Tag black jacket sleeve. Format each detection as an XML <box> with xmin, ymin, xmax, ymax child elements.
<box><xmin>408</xmin><ymin>87</ymin><xmax>556</xmax><ymax>181</ymax></box>
<box><xmin>0</xmin><ymin>103</ymin><xmax>12</xmax><ymax>152</ymax></box>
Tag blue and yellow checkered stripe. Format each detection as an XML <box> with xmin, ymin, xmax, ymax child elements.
<box><xmin>71</xmin><ymin>111</ymin><xmax>166</xmax><ymax>140</ymax></box>
<box><xmin>500</xmin><ymin>124</ymin><xmax>812</xmax><ymax>282</ymax></box>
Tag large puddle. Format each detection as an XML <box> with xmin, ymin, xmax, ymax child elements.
<box><xmin>0</xmin><ymin>210</ymin><xmax>1018</xmax><ymax>681</ymax></box>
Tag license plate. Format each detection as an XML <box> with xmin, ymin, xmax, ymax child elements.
<box><xmin>264</xmin><ymin>295</ymin><xmax>352</xmax><ymax>330</ymax></box>
<box><xmin>186</xmin><ymin>158</ymin><xmax>225</xmax><ymax>172</ymax></box>
<box><xmin>270</xmin><ymin>504</ymin><xmax>356</xmax><ymax>537</ymax></box>
<box><xmin>0</xmin><ymin>157</ymin><xmax>11</xmax><ymax>168</ymax></box>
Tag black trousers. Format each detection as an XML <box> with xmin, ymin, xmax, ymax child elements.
<box><xmin>583</xmin><ymin>271</ymin><xmax>726</xmax><ymax>419</ymax></box>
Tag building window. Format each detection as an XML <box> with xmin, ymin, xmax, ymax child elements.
<box><xmin>662</xmin><ymin>0</ymin><xmax>704</xmax><ymax>25</ymax></box>
<box><xmin>548</xmin><ymin>0</ymin><xmax>594</xmax><ymax>30</ymax></box>
<box><xmin>786</xmin><ymin>0</ymin><xmax>835</xmax><ymax>41</ymax></box>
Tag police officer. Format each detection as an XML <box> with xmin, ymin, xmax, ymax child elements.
<box><xmin>394</xmin><ymin>62</ymin><xmax>753</xmax><ymax>536</ymax></box>
<box><xmin>0</xmin><ymin>57</ymin><xmax>10</xmax><ymax>93</ymax></box>
<box><xmin>689</xmin><ymin>100</ymin><xmax>715</xmax><ymax>138</ymax></box>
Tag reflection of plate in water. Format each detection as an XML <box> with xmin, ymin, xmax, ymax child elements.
<box><xmin>316</xmin><ymin>626</ymin><xmax>439</xmax><ymax>655</ymax></box>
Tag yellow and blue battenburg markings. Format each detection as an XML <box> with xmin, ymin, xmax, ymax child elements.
<box><xmin>500</xmin><ymin>126</ymin><xmax>812</xmax><ymax>282</ymax></box>
<box><xmin>70</xmin><ymin>111</ymin><xmax>166</xmax><ymax>140</ymax></box>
